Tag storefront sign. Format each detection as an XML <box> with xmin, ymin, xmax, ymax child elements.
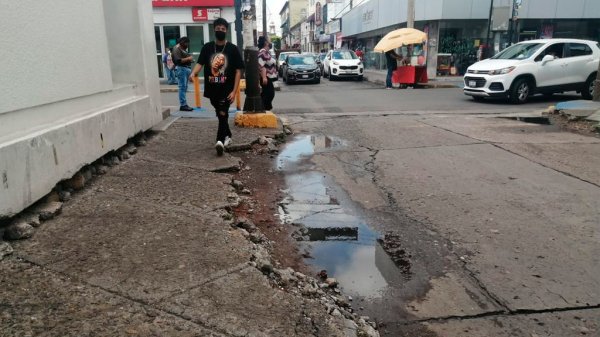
<box><xmin>327</xmin><ymin>19</ymin><xmax>341</xmax><ymax>34</ymax></box>
<box><xmin>315</xmin><ymin>2</ymin><xmax>322</xmax><ymax>27</ymax></box>
<box><xmin>152</xmin><ymin>0</ymin><xmax>233</xmax><ymax>7</ymax></box>
<box><xmin>192</xmin><ymin>8</ymin><xmax>221</xmax><ymax>21</ymax></box>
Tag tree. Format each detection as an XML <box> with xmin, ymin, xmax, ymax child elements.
<box><xmin>271</xmin><ymin>36</ymin><xmax>282</xmax><ymax>51</ymax></box>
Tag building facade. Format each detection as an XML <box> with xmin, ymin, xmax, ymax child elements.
<box><xmin>340</xmin><ymin>0</ymin><xmax>600</xmax><ymax>78</ymax></box>
<box><xmin>0</xmin><ymin>0</ymin><xmax>161</xmax><ymax>218</ymax></box>
<box><xmin>280</xmin><ymin>0</ymin><xmax>309</xmax><ymax>49</ymax></box>
<box><xmin>152</xmin><ymin>0</ymin><xmax>236</xmax><ymax>80</ymax></box>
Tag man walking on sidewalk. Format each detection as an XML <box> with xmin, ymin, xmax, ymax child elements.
<box><xmin>189</xmin><ymin>18</ymin><xmax>244</xmax><ymax>156</ymax></box>
<box><xmin>172</xmin><ymin>37</ymin><xmax>194</xmax><ymax>111</ymax></box>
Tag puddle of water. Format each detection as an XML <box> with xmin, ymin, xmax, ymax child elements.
<box><xmin>277</xmin><ymin>135</ymin><xmax>410</xmax><ymax>299</ymax></box>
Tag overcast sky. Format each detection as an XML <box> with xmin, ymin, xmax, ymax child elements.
<box><xmin>256</xmin><ymin>0</ymin><xmax>285</xmax><ymax>35</ymax></box>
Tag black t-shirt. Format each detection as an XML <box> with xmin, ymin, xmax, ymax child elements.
<box><xmin>385</xmin><ymin>51</ymin><xmax>397</xmax><ymax>68</ymax></box>
<box><xmin>197</xmin><ymin>41</ymin><xmax>244</xmax><ymax>99</ymax></box>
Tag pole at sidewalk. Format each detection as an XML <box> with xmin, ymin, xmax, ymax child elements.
<box><xmin>235</xmin><ymin>0</ymin><xmax>244</xmax><ymax>56</ymax></box>
<box><xmin>262</xmin><ymin>0</ymin><xmax>267</xmax><ymax>37</ymax></box>
<box><xmin>486</xmin><ymin>0</ymin><xmax>494</xmax><ymax>58</ymax></box>
<box><xmin>407</xmin><ymin>0</ymin><xmax>415</xmax><ymax>28</ymax></box>
<box><xmin>242</xmin><ymin>0</ymin><xmax>264</xmax><ymax>113</ymax></box>
<box><xmin>193</xmin><ymin>76</ymin><xmax>201</xmax><ymax>108</ymax></box>
<box><xmin>236</xmin><ymin>86</ymin><xmax>242</xmax><ymax>110</ymax></box>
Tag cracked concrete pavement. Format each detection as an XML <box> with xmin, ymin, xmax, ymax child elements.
<box><xmin>1</xmin><ymin>118</ymin><xmax>357</xmax><ymax>337</ymax></box>
<box><xmin>284</xmin><ymin>111</ymin><xmax>600</xmax><ymax>336</ymax></box>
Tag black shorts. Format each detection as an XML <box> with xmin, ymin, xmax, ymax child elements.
<box><xmin>210</xmin><ymin>97</ymin><xmax>231</xmax><ymax>115</ymax></box>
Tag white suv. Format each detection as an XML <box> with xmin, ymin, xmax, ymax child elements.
<box><xmin>323</xmin><ymin>49</ymin><xmax>364</xmax><ymax>81</ymax></box>
<box><xmin>464</xmin><ymin>39</ymin><xmax>599</xmax><ymax>104</ymax></box>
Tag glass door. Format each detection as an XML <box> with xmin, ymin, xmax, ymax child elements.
<box><xmin>155</xmin><ymin>26</ymin><xmax>163</xmax><ymax>78</ymax></box>
<box><xmin>186</xmin><ymin>26</ymin><xmax>205</xmax><ymax>64</ymax></box>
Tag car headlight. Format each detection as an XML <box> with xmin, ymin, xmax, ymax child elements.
<box><xmin>357</xmin><ymin>61</ymin><xmax>362</xmax><ymax>65</ymax></box>
<box><xmin>333</xmin><ymin>61</ymin><xmax>339</xmax><ymax>65</ymax></box>
<box><xmin>489</xmin><ymin>66</ymin><xmax>515</xmax><ymax>75</ymax></box>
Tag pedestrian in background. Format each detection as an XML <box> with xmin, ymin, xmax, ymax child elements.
<box><xmin>258</xmin><ymin>36</ymin><xmax>277</xmax><ymax>111</ymax></box>
<box><xmin>385</xmin><ymin>48</ymin><xmax>403</xmax><ymax>89</ymax></box>
<box><xmin>189</xmin><ymin>18</ymin><xmax>244</xmax><ymax>156</ymax></box>
<box><xmin>172</xmin><ymin>37</ymin><xmax>194</xmax><ymax>111</ymax></box>
<box><xmin>163</xmin><ymin>47</ymin><xmax>176</xmax><ymax>85</ymax></box>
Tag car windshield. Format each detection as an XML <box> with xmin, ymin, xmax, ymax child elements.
<box><xmin>332</xmin><ymin>51</ymin><xmax>358</xmax><ymax>60</ymax></box>
<box><xmin>319</xmin><ymin>54</ymin><xmax>326</xmax><ymax>61</ymax></box>
<box><xmin>491</xmin><ymin>43</ymin><xmax>544</xmax><ymax>60</ymax></box>
<box><xmin>288</xmin><ymin>56</ymin><xmax>316</xmax><ymax>65</ymax></box>
<box><xmin>279</xmin><ymin>53</ymin><xmax>296</xmax><ymax>61</ymax></box>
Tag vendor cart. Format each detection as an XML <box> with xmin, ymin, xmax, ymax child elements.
<box><xmin>374</xmin><ymin>28</ymin><xmax>429</xmax><ymax>87</ymax></box>
<box><xmin>392</xmin><ymin>65</ymin><xmax>428</xmax><ymax>87</ymax></box>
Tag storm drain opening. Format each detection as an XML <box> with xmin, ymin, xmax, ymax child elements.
<box><xmin>498</xmin><ymin>116</ymin><xmax>551</xmax><ymax>125</ymax></box>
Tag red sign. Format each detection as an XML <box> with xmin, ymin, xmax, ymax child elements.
<box><xmin>152</xmin><ymin>0</ymin><xmax>233</xmax><ymax>7</ymax></box>
<box><xmin>192</xmin><ymin>8</ymin><xmax>221</xmax><ymax>21</ymax></box>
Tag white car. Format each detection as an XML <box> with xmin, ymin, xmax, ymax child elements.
<box><xmin>323</xmin><ymin>49</ymin><xmax>364</xmax><ymax>81</ymax></box>
<box><xmin>464</xmin><ymin>38</ymin><xmax>599</xmax><ymax>104</ymax></box>
<box><xmin>277</xmin><ymin>51</ymin><xmax>299</xmax><ymax>77</ymax></box>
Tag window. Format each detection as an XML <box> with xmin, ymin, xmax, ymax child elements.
<box><xmin>493</xmin><ymin>43</ymin><xmax>544</xmax><ymax>60</ymax></box>
<box><xmin>534</xmin><ymin>43</ymin><xmax>566</xmax><ymax>62</ymax></box>
<box><xmin>567</xmin><ymin>43</ymin><xmax>593</xmax><ymax>57</ymax></box>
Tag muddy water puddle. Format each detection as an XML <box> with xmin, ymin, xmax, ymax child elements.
<box><xmin>277</xmin><ymin>135</ymin><xmax>411</xmax><ymax>299</ymax></box>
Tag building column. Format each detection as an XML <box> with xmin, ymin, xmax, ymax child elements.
<box><xmin>426</xmin><ymin>21</ymin><xmax>440</xmax><ymax>80</ymax></box>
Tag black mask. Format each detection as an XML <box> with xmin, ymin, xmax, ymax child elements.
<box><xmin>215</xmin><ymin>31</ymin><xmax>226</xmax><ymax>41</ymax></box>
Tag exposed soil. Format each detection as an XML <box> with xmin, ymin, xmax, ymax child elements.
<box><xmin>233</xmin><ymin>145</ymin><xmax>312</xmax><ymax>276</ymax></box>
<box><xmin>546</xmin><ymin>112</ymin><xmax>600</xmax><ymax>138</ymax></box>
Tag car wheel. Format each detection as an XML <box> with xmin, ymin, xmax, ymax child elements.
<box><xmin>329</xmin><ymin>73</ymin><xmax>335</xmax><ymax>81</ymax></box>
<box><xmin>582</xmin><ymin>74</ymin><xmax>596</xmax><ymax>100</ymax></box>
<box><xmin>323</xmin><ymin>69</ymin><xmax>328</xmax><ymax>78</ymax></box>
<box><xmin>509</xmin><ymin>78</ymin><xmax>531</xmax><ymax>104</ymax></box>
<box><xmin>472</xmin><ymin>96</ymin><xmax>485</xmax><ymax>102</ymax></box>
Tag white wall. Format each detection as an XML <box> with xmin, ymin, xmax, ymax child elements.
<box><xmin>519</xmin><ymin>0</ymin><xmax>600</xmax><ymax>19</ymax></box>
<box><xmin>0</xmin><ymin>0</ymin><xmax>162</xmax><ymax>218</ymax></box>
<box><xmin>152</xmin><ymin>7</ymin><xmax>238</xmax><ymax>44</ymax></box>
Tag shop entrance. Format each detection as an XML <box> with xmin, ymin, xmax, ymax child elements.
<box><xmin>154</xmin><ymin>24</ymin><xmax>209</xmax><ymax>80</ymax></box>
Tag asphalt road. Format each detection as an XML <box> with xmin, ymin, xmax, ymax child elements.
<box><xmin>274</xmin><ymin>78</ymin><xmax>600</xmax><ymax>336</ymax></box>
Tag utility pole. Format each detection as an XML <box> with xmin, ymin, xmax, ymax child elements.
<box><xmin>594</xmin><ymin>63</ymin><xmax>600</xmax><ymax>101</ymax></box>
<box><xmin>235</xmin><ymin>0</ymin><xmax>244</xmax><ymax>56</ymax></box>
<box><xmin>407</xmin><ymin>0</ymin><xmax>415</xmax><ymax>28</ymax></box>
<box><xmin>262</xmin><ymin>0</ymin><xmax>267</xmax><ymax>37</ymax></box>
<box><xmin>242</xmin><ymin>0</ymin><xmax>264</xmax><ymax>112</ymax></box>
<box><xmin>486</xmin><ymin>0</ymin><xmax>494</xmax><ymax>58</ymax></box>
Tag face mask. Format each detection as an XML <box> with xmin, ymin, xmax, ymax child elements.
<box><xmin>215</xmin><ymin>31</ymin><xmax>226</xmax><ymax>41</ymax></box>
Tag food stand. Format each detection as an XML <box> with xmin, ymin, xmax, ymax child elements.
<box><xmin>374</xmin><ymin>28</ymin><xmax>429</xmax><ymax>87</ymax></box>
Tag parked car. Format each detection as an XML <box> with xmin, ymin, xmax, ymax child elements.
<box><xmin>303</xmin><ymin>53</ymin><xmax>323</xmax><ymax>75</ymax></box>
<box><xmin>464</xmin><ymin>38</ymin><xmax>600</xmax><ymax>104</ymax></box>
<box><xmin>277</xmin><ymin>51</ymin><xmax>300</xmax><ymax>77</ymax></box>
<box><xmin>323</xmin><ymin>49</ymin><xmax>364</xmax><ymax>81</ymax></box>
<box><xmin>282</xmin><ymin>54</ymin><xmax>321</xmax><ymax>84</ymax></box>
<box><xmin>318</xmin><ymin>52</ymin><xmax>327</xmax><ymax>75</ymax></box>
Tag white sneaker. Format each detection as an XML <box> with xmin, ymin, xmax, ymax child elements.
<box><xmin>224</xmin><ymin>136</ymin><xmax>232</xmax><ymax>147</ymax></box>
<box><xmin>215</xmin><ymin>141</ymin><xmax>224</xmax><ymax>156</ymax></box>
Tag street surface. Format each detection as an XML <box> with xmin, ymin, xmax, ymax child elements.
<box><xmin>272</xmin><ymin>78</ymin><xmax>600</xmax><ymax>336</ymax></box>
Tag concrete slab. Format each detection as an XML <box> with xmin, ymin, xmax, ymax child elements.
<box><xmin>0</xmin><ymin>258</ymin><xmax>227</xmax><ymax>337</ymax></box>
<box><xmin>138</xmin><ymin>137</ymin><xmax>243</xmax><ymax>172</ymax></box>
<box><xmin>376</xmin><ymin>143</ymin><xmax>600</xmax><ymax>311</ymax></box>
<box><xmin>422</xmin><ymin>309</ymin><xmax>600</xmax><ymax>337</ymax></box>
<box><xmin>498</xmin><ymin>142</ymin><xmax>600</xmax><ymax>186</ymax></box>
<box><xmin>91</xmin><ymin>157</ymin><xmax>236</xmax><ymax>211</ymax></box>
<box><xmin>586</xmin><ymin>110</ymin><xmax>600</xmax><ymax>122</ymax></box>
<box><xmin>306</xmin><ymin>116</ymin><xmax>479</xmax><ymax>150</ymax></box>
<box><xmin>160</xmin><ymin>267</ymin><xmax>348</xmax><ymax>337</ymax></box>
<box><xmin>556</xmin><ymin>100</ymin><xmax>600</xmax><ymax>111</ymax></box>
<box><xmin>421</xmin><ymin>116</ymin><xmax>600</xmax><ymax>144</ymax></box>
<box><xmin>12</xmin><ymin>192</ymin><xmax>253</xmax><ymax>304</ymax></box>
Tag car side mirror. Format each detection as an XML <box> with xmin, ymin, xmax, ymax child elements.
<box><xmin>541</xmin><ymin>54</ymin><xmax>555</xmax><ymax>64</ymax></box>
